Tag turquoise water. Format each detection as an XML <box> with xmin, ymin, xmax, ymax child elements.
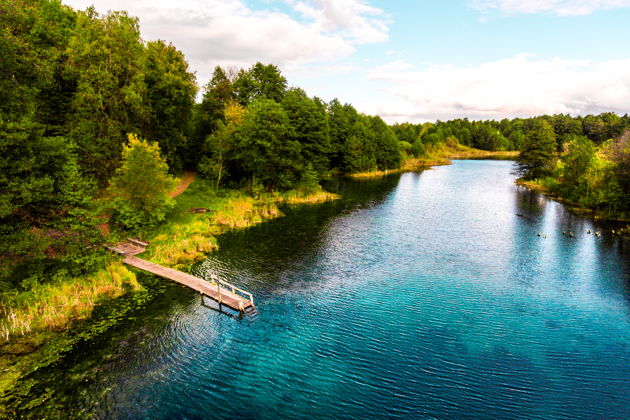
<box><xmin>23</xmin><ymin>160</ymin><xmax>630</xmax><ymax>418</ymax></box>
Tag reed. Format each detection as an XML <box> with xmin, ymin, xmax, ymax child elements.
<box><xmin>275</xmin><ymin>187</ymin><xmax>340</xmax><ymax>204</ymax></box>
<box><xmin>0</xmin><ymin>263</ymin><xmax>140</xmax><ymax>343</ymax></box>
<box><xmin>212</xmin><ymin>196</ymin><xmax>281</xmax><ymax>228</ymax></box>
<box><xmin>149</xmin><ymin>219</ymin><xmax>219</xmax><ymax>268</ymax></box>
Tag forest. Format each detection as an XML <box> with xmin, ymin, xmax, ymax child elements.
<box><xmin>1</xmin><ymin>1</ymin><xmax>629</xmax><ymax>323</ymax></box>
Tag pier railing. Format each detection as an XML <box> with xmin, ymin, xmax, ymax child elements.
<box><xmin>209</xmin><ymin>273</ymin><xmax>255</xmax><ymax>308</ymax></box>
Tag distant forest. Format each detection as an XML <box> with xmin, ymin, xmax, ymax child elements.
<box><xmin>2</xmin><ymin>1</ymin><xmax>629</xmax><ymax>276</ymax></box>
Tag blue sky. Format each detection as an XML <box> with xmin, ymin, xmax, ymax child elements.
<box><xmin>63</xmin><ymin>0</ymin><xmax>630</xmax><ymax>122</ymax></box>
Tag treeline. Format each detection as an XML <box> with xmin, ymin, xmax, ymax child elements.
<box><xmin>404</xmin><ymin>114</ymin><xmax>630</xmax><ymax>217</ymax></box>
<box><xmin>0</xmin><ymin>1</ymin><xmax>404</xmax><ymax>283</ymax></box>
<box><xmin>391</xmin><ymin>112</ymin><xmax>630</xmax><ymax>153</ymax></box>
<box><xmin>192</xmin><ymin>64</ymin><xmax>402</xmax><ymax>191</ymax></box>
<box><xmin>1</xmin><ymin>0</ymin><xmax>198</xmax><ymax>279</ymax></box>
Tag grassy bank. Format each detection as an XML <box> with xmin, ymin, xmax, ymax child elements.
<box><xmin>0</xmin><ymin>179</ymin><xmax>340</xmax><ymax>408</ymax></box>
<box><xmin>144</xmin><ymin>182</ymin><xmax>338</xmax><ymax>269</ymax></box>
<box><xmin>1</xmin><ymin>180</ymin><xmax>339</xmax><ymax>344</ymax></box>
<box><xmin>350</xmin><ymin>142</ymin><xmax>520</xmax><ymax>179</ymax></box>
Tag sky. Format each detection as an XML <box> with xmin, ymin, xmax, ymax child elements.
<box><xmin>62</xmin><ymin>0</ymin><xmax>630</xmax><ymax>123</ymax></box>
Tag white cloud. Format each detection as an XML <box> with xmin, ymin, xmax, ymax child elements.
<box><xmin>62</xmin><ymin>0</ymin><xmax>388</xmax><ymax>85</ymax></box>
<box><xmin>470</xmin><ymin>0</ymin><xmax>630</xmax><ymax>16</ymax></box>
<box><xmin>287</xmin><ymin>0</ymin><xmax>389</xmax><ymax>43</ymax></box>
<box><xmin>368</xmin><ymin>55</ymin><xmax>630</xmax><ymax>122</ymax></box>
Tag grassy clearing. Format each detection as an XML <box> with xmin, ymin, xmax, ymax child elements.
<box><xmin>143</xmin><ymin>180</ymin><xmax>338</xmax><ymax>269</ymax></box>
<box><xmin>0</xmin><ymin>263</ymin><xmax>140</xmax><ymax>343</ymax></box>
<box><xmin>349</xmin><ymin>142</ymin><xmax>519</xmax><ymax>179</ymax></box>
<box><xmin>144</xmin><ymin>181</ymin><xmax>281</xmax><ymax>268</ymax></box>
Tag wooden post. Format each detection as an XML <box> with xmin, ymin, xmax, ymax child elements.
<box><xmin>239</xmin><ymin>300</ymin><xmax>244</xmax><ymax>312</ymax></box>
<box><xmin>218</xmin><ymin>281</ymin><xmax>222</xmax><ymax>307</ymax></box>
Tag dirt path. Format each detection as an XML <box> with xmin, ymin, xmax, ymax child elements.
<box><xmin>169</xmin><ymin>170</ymin><xmax>196</xmax><ymax>198</ymax></box>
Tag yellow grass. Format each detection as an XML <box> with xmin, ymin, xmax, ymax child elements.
<box><xmin>0</xmin><ymin>263</ymin><xmax>141</xmax><ymax>342</ymax></box>
<box><xmin>274</xmin><ymin>187</ymin><xmax>340</xmax><ymax>204</ymax></box>
<box><xmin>149</xmin><ymin>219</ymin><xmax>219</xmax><ymax>268</ymax></box>
<box><xmin>212</xmin><ymin>196</ymin><xmax>281</xmax><ymax>229</ymax></box>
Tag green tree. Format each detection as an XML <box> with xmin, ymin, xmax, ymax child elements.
<box><xmin>233</xmin><ymin>99</ymin><xmax>301</xmax><ymax>190</ymax></box>
<box><xmin>328</xmin><ymin>99</ymin><xmax>358</xmax><ymax>171</ymax></box>
<box><xmin>560</xmin><ymin>135</ymin><xmax>595</xmax><ymax>200</ymax></box>
<box><xmin>282</xmin><ymin>88</ymin><xmax>330</xmax><ymax>175</ymax></box>
<box><xmin>518</xmin><ymin>119</ymin><xmax>557</xmax><ymax>179</ymax></box>
<box><xmin>142</xmin><ymin>40</ymin><xmax>197</xmax><ymax>171</ymax></box>
<box><xmin>607</xmin><ymin>130</ymin><xmax>630</xmax><ymax>210</ymax></box>
<box><xmin>108</xmin><ymin>134</ymin><xmax>177</xmax><ymax>229</ymax></box>
<box><xmin>198</xmin><ymin>101</ymin><xmax>245</xmax><ymax>187</ymax></box>
<box><xmin>368</xmin><ymin>116</ymin><xmax>401</xmax><ymax>170</ymax></box>
<box><xmin>343</xmin><ymin>117</ymin><xmax>376</xmax><ymax>173</ymax></box>
<box><xmin>233</xmin><ymin>62</ymin><xmax>287</xmax><ymax>106</ymax></box>
<box><xmin>411</xmin><ymin>137</ymin><xmax>425</xmax><ymax>157</ymax></box>
<box><xmin>65</xmin><ymin>8</ymin><xmax>146</xmax><ymax>182</ymax></box>
<box><xmin>192</xmin><ymin>66</ymin><xmax>236</xmax><ymax>166</ymax></box>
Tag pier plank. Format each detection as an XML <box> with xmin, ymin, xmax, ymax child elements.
<box><xmin>108</xmin><ymin>241</ymin><xmax>253</xmax><ymax>312</ymax></box>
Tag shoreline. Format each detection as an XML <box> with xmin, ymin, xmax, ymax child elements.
<box><xmin>349</xmin><ymin>149</ymin><xmax>519</xmax><ymax>179</ymax></box>
<box><xmin>515</xmin><ymin>178</ymin><xmax>630</xmax><ymax>227</ymax></box>
<box><xmin>0</xmin><ymin>182</ymin><xmax>339</xmax><ymax>413</ymax></box>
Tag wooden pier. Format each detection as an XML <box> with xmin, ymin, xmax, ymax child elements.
<box><xmin>108</xmin><ymin>239</ymin><xmax>254</xmax><ymax>312</ymax></box>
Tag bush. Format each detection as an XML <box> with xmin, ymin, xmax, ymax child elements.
<box><xmin>108</xmin><ymin>134</ymin><xmax>177</xmax><ymax>230</ymax></box>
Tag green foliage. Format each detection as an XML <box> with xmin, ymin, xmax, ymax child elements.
<box><xmin>327</xmin><ymin>99</ymin><xmax>358</xmax><ymax>170</ymax></box>
<box><xmin>532</xmin><ymin>129</ymin><xmax>629</xmax><ymax>217</ymax></box>
<box><xmin>65</xmin><ymin>8</ymin><xmax>147</xmax><ymax>182</ymax></box>
<box><xmin>192</xmin><ymin>66</ymin><xmax>236</xmax><ymax>167</ymax></box>
<box><xmin>411</xmin><ymin>138</ymin><xmax>425</xmax><ymax>157</ymax></box>
<box><xmin>233</xmin><ymin>99</ymin><xmax>301</xmax><ymax>190</ymax></box>
<box><xmin>561</xmin><ymin>135</ymin><xmax>595</xmax><ymax>197</ymax></box>
<box><xmin>108</xmin><ymin>134</ymin><xmax>177</xmax><ymax>229</ymax></box>
<box><xmin>198</xmin><ymin>101</ymin><xmax>245</xmax><ymax>187</ymax></box>
<box><xmin>518</xmin><ymin>119</ymin><xmax>557</xmax><ymax>179</ymax></box>
<box><xmin>142</xmin><ymin>40</ymin><xmax>197</xmax><ymax>171</ymax></box>
<box><xmin>282</xmin><ymin>88</ymin><xmax>330</xmax><ymax>175</ymax></box>
<box><xmin>368</xmin><ymin>115</ymin><xmax>401</xmax><ymax>170</ymax></box>
<box><xmin>233</xmin><ymin>62</ymin><xmax>287</xmax><ymax>106</ymax></box>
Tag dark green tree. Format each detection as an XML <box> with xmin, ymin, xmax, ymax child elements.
<box><xmin>328</xmin><ymin>99</ymin><xmax>358</xmax><ymax>171</ymax></box>
<box><xmin>368</xmin><ymin>116</ymin><xmax>401</xmax><ymax>170</ymax></box>
<box><xmin>65</xmin><ymin>8</ymin><xmax>146</xmax><ymax>182</ymax></box>
<box><xmin>142</xmin><ymin>40</ymin><xmax>197</xmax><ymax>171</ymax></box>
<box><xmin>518</xmin><ymin>119</ymin><xmax>557</xmax><ymax>179</ymax></box>
<box><xmin>282</xmin><ymin>88</ymin><xmax>330</xmax><ymax>175</ymax></box>
<box><xmin>233</xmin><ymin>62</ymin><xmax>287</xmax><ymax>106</ymax></box>
<box><xmin>233</xmin><ymin>99</ymin><xmax>301</xmax><ymax>190</ymax></box>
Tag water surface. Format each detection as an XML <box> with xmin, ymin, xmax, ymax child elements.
<box><xmin>25</xmin><ymin>161</ymin><xmax>630</xmax><ymax>418</ymax></box>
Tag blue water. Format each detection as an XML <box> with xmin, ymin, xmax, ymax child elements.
<box><xmin>26</xmin><ymin>160</ymin><xmax>630</xmax><ymax>418</ymax></box>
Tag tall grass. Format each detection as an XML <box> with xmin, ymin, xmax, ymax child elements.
<box><xmin>0</xmin><ymin>263</ymin><xmax>140</xmax><ymax>343</ymax></box>
<box><xmin>213</xmin><ymin>196</ymin><xmax>281</xmax><ymax>228</ymax></box>
<box><xmin>273</xmin><ymin>186</ymin><xmax>340</xmax><ymax>205</ymax></box>
<box><xmin>149</xmin><ymin>219</ymin><xmax>219</xmax><ymax>268</ymax></box>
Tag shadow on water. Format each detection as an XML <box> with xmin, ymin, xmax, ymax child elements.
<box><xmin>195</xmin><ymin>173</ymin><xmax>404</xmax><ymax>291</ymax></box>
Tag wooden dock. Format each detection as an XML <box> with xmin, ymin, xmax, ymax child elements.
<box><xmin>108</xmin><ymin>239</ymin><xmax>254</xmax><ymax>312</ymax></box>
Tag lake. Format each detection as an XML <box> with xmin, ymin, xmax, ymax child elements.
<box><xmin>23</xmin><ymin>160</ymin><xmax>630</xmax><ymax>418</ymax></box>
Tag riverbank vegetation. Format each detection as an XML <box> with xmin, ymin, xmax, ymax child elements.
<box><xmin>514</xmin><ymin>117</ymin><xmax>630</xmax><ymax>220</ymax></box>
<box><xmin>2</xmin><ymin>0</ymin><xmax>629</xmax><ymax>409</ymax></box>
